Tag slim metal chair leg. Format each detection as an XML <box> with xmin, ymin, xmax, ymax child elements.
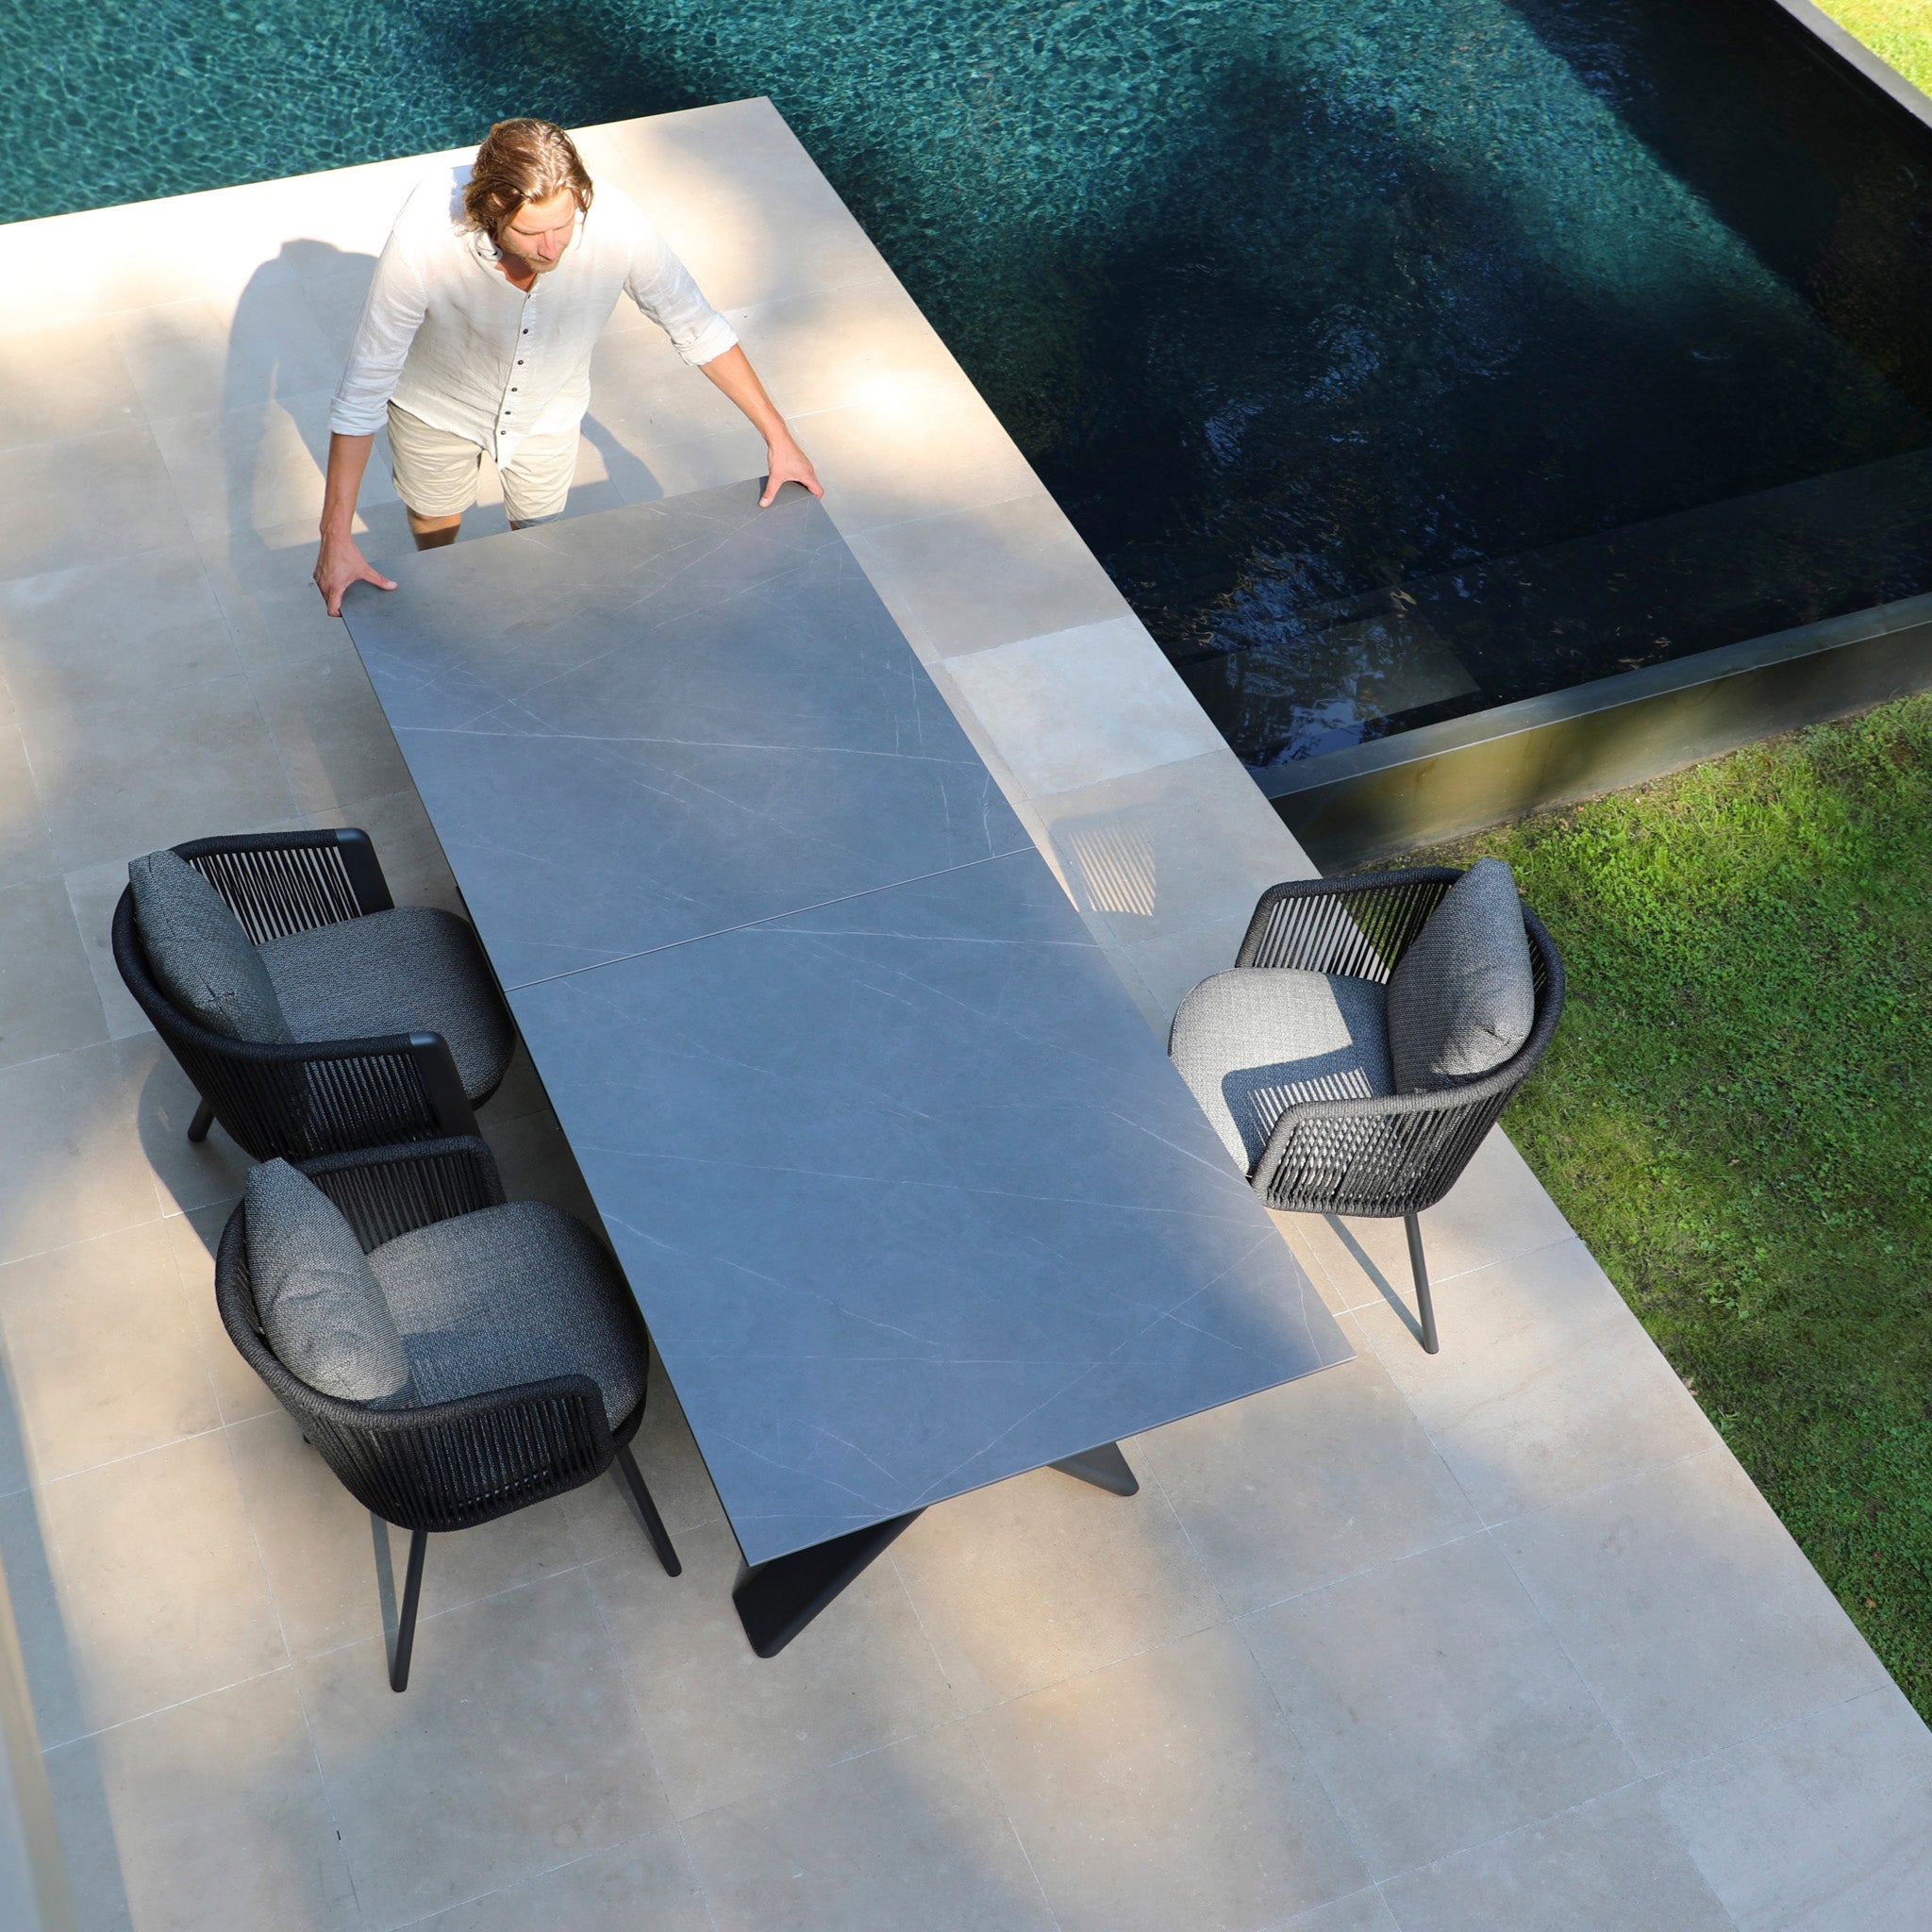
<box><xmin>615</xmin><ymin>1444</ymin><xmax>682</xmax><ymax>1577</ymax></box>
<box><xmin>390</xmin><ymin>1528</ymin><xmax>428</xmax><ymax>1692</ymax></box>
<box><xmin>187</xmin><ymin>1098</ymin><xmax>215</xmax><ymax>1143</ymax></box>
<box><xmin>1405</xmin><ymin>1212</ymin><xmax>1440</xmax><ymax>1355</ymax></box>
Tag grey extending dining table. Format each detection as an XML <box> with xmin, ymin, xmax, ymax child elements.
<box><xmin>342</xmin><ymin>479</ymin><xmax>1353</xmax><ymax>1655</ymax></box>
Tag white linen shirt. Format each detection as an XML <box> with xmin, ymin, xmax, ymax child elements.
<box><xmin>329</xmin><ymin>166</ymin><xmax>737</xmax><ymax>463</ymax></box>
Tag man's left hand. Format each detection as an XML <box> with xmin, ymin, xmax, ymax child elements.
<box><xmin>760</xmin><ymin>436</ymin><xmax>824</xmax><ymax>508</ymax></box>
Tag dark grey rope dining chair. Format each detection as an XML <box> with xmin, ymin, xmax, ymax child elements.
<box><xmin>215</xmin><ymin>1136</ymin><xmax>680</xmax><ymax>1690</ymax></box>
<box><xmin>113</xmin><ymin>828</ymin><xmax>514</xmax><ymax>1161</ymax></box>
<box><xmin>1169</xmin><ymin>863</ymin><xmax>1564</xmax><ymax>1353</ymax></box>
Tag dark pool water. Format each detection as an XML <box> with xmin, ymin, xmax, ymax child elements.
<box><xmin>14</xmin><ymin>0</ymin><xmax>1932</xmax><ymax>762</ymax></box>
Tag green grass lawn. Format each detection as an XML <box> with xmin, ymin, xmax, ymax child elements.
<box><xmin>1815</xmin><ymin>0</ymin><xmax>1932</xmax><ymax>94</ymax></box>
<box><xmin>1406</xmin><ymin>693</ymin><xmax>1932</xmax><ymax>1718</ymax></box>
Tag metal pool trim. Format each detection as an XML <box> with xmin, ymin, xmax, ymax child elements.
<box><xmin>1258</xmin><ymin>592</ymin><xmax>1932</xmax><ymax>867</ymax></box>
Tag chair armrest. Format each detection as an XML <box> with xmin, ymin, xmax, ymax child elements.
<box><xmin>294</xmin><ymin>1137</ymin><xmax>508</xmax><ymax>1248</ymax></box>
<box><xmin>176</xmin><ymin>828</ymin><xmax>393</xmax><ymax>941</ymax></box>
<box><xmin>1238</xmin><ymin>869</ymin><xmax>1463</xmax><ymax>977</ymax></box>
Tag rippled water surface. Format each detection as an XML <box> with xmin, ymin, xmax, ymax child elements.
<box><xmin>14</xmin><ymin>0</ymin><xmax>1932</xmax><ymax>759</ymax></box>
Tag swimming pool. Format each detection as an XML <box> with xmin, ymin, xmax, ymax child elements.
<box><xmin>14</xmin><ymin>0</ymin><xmax>1930</xmax><ymax>764</ymax></box>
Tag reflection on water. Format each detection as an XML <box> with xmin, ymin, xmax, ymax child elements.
<box><xmin>11</xmin><ymin>0</ymin><xmax>1931</xmax><ymax>760</ymax></box>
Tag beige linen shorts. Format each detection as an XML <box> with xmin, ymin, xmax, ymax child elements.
<box><xmin>387</xmin><ymin>403</ymin><xmax>578</xmax><ymax>524</ymax></box>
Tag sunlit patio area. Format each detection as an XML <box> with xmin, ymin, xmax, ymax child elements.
<box><xmin>2</xmin><ymin>100</ymin><xmax>1928</xmax><ymax>1932</ymax></box>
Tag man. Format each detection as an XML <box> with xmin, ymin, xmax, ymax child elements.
<box><xmin>314</xmin><ymin>117</ymin><xmax>819</xmax><ymax>615</ymax></box>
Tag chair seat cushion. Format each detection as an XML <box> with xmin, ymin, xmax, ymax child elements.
<box><xmin>369</xmin><ymin>1203</ymin><xmax>646</xmax><ymax>1427</ymax></box>
<box><xmin>244</xmin><ymin>1159</ymin><xmax>413</xmax><ymax>1407</ymax></box>
<box><xmin>129</xmin><ymin>849</ymin><xmax>291</xmax><ymax>1043</ymax></box>
<box><xmin>1169</xmin><ymin>968</ymin><xmax>1393</xmax><ymax>1172</ymax></box>
<box><xmin>259</xmin><ymin>907</ymin><xmax>514</xmax><ymax>1103</ymax></box>
<box><xmin>1386</xmin><ymin>858</ymin><xmax>1535</xmax><ymax>1091</ymax></box>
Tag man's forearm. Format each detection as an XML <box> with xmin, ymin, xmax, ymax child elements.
<box><xmin>320</xmin><ymin>432</ymin><xmax>376</xmax><ymax>539</ymax></box>
<box><xmin>698</xmin><ymin>345</ymin><xmax>792</xmax><ymax>446</ymax></box>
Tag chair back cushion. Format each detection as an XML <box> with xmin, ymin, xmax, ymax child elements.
<box><xmin>244</xmin><ymin>1159</ymin><xmax>413</xmax><ymax>1406</ymax></box>
<box><xmin>1386</xmin><ymin>858</ymin><xmax>1535</xmax><ymax>1091</ymax></box>
<box><xmin>128</xmin><ymin>850</ymin><xmax>291</xmax><ymax>1043</ymax></box>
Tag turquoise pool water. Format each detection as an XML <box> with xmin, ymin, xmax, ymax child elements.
<box><xmin>14</xmin><ymin>0</ymin><xmax>1932</xmax><ymax>760</ymax></box>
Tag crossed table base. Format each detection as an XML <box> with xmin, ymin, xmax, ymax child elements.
<box><xmin>732</xmin><ymin>1442</ymin><xmax>1140</xmax><ymax>1657</ymax></box>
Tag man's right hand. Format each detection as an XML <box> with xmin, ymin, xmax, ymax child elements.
<box><xmin>314</xmin><ymin>529</ymin><xmax>397</xmax><ymax>618</ymax></box>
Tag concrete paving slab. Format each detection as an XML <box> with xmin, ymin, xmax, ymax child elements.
<box><xmin>408</xmin><ymin>1828</ymin><xmax>711</xmax><ymax>1932</ymax></box>
<box><xmin>971</xmin><ymin>1623</ymin><xmax>1368</xmax><ymax>1932</ymax></box>
<box><xmin>1499</xmin><ymin>1449</ymin><xmax>1890</xmax><ymax>1775</ymax></box>
<box><xmin>681</xmin><ymin>1723</ymin><xmax>1058</xmax><ymax>1932</ymax></box>
<box><xmin>1656</xmin><ymin>1683</ymin><xmax>1932</xmax><ymax>1932</ymax></box>
<box><xmin>1378</xmin><ymin>1780</ymin><xmax>1733</xmax><ymax>1932</ymax></box>
<box><xmin>1243</xmin><ymin>1535</ymin><xmax>1635</xmax><ymax>1880</ymax></box>
<box><xmin>44</xmin><ymin>1671</ymin><xmax>359</xmax><ymax>1932</ymax></box>
<box><xmin>296</xmin><ymin>1570</ymin><xmax>671</xmax><ymax>1928</ymax></box>
<box><xmin>890</xmin><ymin>1464</ymin><xmax>1224</xmax><ymax>1713</ymax></box>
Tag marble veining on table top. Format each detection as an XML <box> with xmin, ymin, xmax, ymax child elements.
<box><xmin>343</xmin><ymin>482</ymin><xmax>1030</xmax><ymax>985</ymax></box>
<box><xmin>343</xmin><ymin>486</ymin><xmax>1351</xmax><ymax>1564</ymax></box>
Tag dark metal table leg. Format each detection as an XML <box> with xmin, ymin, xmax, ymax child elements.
<box><xmin>733</xmin><ymin>1511</ymin><xmax>922</xmax><ymax>1658</ymax></box>
<box><xmin>1050</xmin><ymin>1441</ymin><xmax>1139</xmax><ymax>1496</ymax></box>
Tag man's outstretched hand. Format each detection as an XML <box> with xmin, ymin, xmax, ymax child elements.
<box><xmin>313</xmin><ymin>530</ymin><xmax>397</xmax><ymax>617</ymax></box>
<box><xmin>759</xmin><ymin>435</ymin><xmax>824</xmax><ymax>508</ymax></box>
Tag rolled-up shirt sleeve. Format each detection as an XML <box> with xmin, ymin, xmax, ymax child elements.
<box><xmin>621</xmin><ymin>207</ymin><xmax>737</xmax><ymax>367</ymax></box>
<box><xmin>329</xmin><ymin>230</ymin><xmax>430</xmax><ymax>436</ymax></box>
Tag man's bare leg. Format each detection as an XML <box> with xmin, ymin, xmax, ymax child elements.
<box><xmin>407</xmin><ymin>509</ymin><xmax>462</xmax><ymax>552</ymax></box>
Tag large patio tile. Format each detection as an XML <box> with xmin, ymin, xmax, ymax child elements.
<box><xmin>0</xmin><ymin>544</ymin><xmax>240</xmax><ymax>725</ymax></box>
<box><xmin>595</xmin><ymin>414</ymin><xmax>770</xmax><ymax>509</ymax></box>
<box><xmin>850</xmin><ymin>491</ymin><xmax>1131</xmax><ymax>660</ymax></box>
<box><xmin>20</xmin><ymin>672</ymin><xmax>295</xmax><ymax>875</ymax></box>
<box><xmin>411</xmin><ymin>1827</ymin><xmax>710</xmax><ymax>1932</ymax></box>
<box><xmin>559</xmin><ymin>1360</ymin><xmax>726</xmax><ymax>1556</ymax></box>
<box><xmin>114</xmin><ymin>286</ymin><xmax>341</xmax><ymax>424</ymax></box>
<box><xmin>147</xmin><ymin>387</ymin><xmax>380</xmax><ymax>542</ymax></box>
<box><xmin>0</xmin><ymin>875</ymin><xmax>108</xmax><ymax>1068</ymax></box>
<box><xmin>0</xmin><ymin>1487</ymin><xmax>84</xmax><ymax>1748</ymax></box>
<box><xmin>1282</xmin><ymin>1126</ymin><xmax>1577</xmax><ymax>1303</ymax></box>
<box><xmin>591</xmin><ymin>102</ymin><xmax>888</xmax><ymax>309</ymax></box>
<box><xmin>247</xmin><ymin>647</ymin><xmax>412</xmax><ymax>821</ymax></box>
<box><xmin>890</xmin><ymin>1462</ymin><xmax>1224</xmax><ymax>1712</ymax></box>
<box><xmin>0</xmin><ymin>426</ymin><xmax>193</xmax><ymax>584</ymax></box>
<box><xmin>808</xmin><ymin>377</ymin><xmax>1041</xmax><ymax>537</ymax></box>
<box><xmin>195</xmin><ymin>518</ymin><xmax>381</xmax><ymax>670</ymax></box>
<box><xmin>1241</xmin><ymin>1535</ymin><xmax>1634</xmax><ymax>1880</ymax></box>
<box><xmin>1655</xmin><ymin>1682</ymin><xmax>1932</xmax><ymax>1932</ymax></box>
<box><xmin>1028</xmin><ymin>750</ymin><xmax>1314</xmax><ymax>954</ymax></box>
<box><xmin>0</xmin><ymin>724</ymin><xmax>57</xmax><ymax>892</ymax></box>
<box><xmin>63</xmin><ymin>859</ymin><xmax>152</xmax><ymax>1041</ymax></box>
<box><xmin>729</xmin><ymin>275</ymin><xmax>962</xmax><ymax>423</ymax></box>
<box><xmin>128</xmin><ymin>1033</ymin><xmax>260</xmax><ymax>1214</ymax></box>
<box><xmin>943</xmin><ymin>617</ymin><xmax>1225</xmax><ymax>799</ymax></box>
<box><xmin>0</xmin><ymin>318</ymin><xmax>144</xmax><ymax>453</ymax></box>
<box><xmin>0</xmin><ymin>1039</ymin><xmax>164</xmax><ymax>1265</ymax></box>
<box><xmin>227</xmin><ymin>1407</ymin><xmax>583</xmax><ymax>1660</ymax></box>
<box><xmin>45</xmin><ymin>1669</ymin><xmax>361</xmax><ymax>1932</ymax></box>
<box><xmin>1135</xmin><ymin>1344</ymin><xmax>1478</xmax><ymax>1619</ymax></box>
<box><xmin>684</xmin><ymin>1722</ymin><xmax>1055</xmax><ymax>1932</ymax></box>
<box><xmin>1352</xmin><ymin>1238</ymin><xmax>1714</xmax><ymax>1524</ymax></box>
<box><xmin>1378</xmin><ymin>1780</ymin><xmax>1730</xmax><ymax>1931</ymax></box>
<box><xmin>1497</xmin><ymin>1447</ymin><xmax>1889</xmax><ymax>1776</ymax></box>
<box><xmin>0</xmin><ymin>1222</ymin><xmax>218</xmax><ymax>1487</ymax></box>
<box><xmin>300</xmin><ymin>263</ymin><xmax>380</xmax><ymax>361</ymax></box>
<box><xmin>40</xmin><ymin>1430</ymin><xmax>288</xmax><ymax>1736</ymax></box>
<box><xmin>971</xmin><ymin>1623</ymin><xmax>1366</xmax><ymax>1932</ymax></box>
<box><xmin>159</xmin><ymin>1202</ymin><xmax>275</xmax><ymax>1425</ymax></box>
<box><xmin>299</xmin><ymin>1568</ymin><xmax>670</xmax><ymax>1929</ymax></box>
<box><xmin>588</xmin><ymin>1518</ymin><xmax>959</xmax><ymax>1820</ymax></box>
<box><xmin>1118</xmin><ymin>907</ymin><xmax>1255</xmax><ymax>1031</ymax></box>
